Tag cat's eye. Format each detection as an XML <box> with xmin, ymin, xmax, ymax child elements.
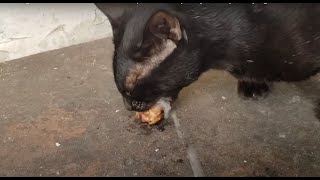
<box><xmin>126</xmin><ymin>91</ymin><xmax>132</xmax><ymax>97</ymax></box>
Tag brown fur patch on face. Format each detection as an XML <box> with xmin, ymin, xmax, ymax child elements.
<box><xmin>124</xmin><ymin>10</ymin><xmax>184</xmax><ymax>91</ymax></box>
<box><xmin>125</xmin><ymin>39</ymin><xmax>177</xmax><ymax>90</ymax></box>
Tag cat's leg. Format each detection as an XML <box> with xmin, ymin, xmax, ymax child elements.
<box><xmin>237</xmin><ymin>80</ymin><xmax>272</xmax><ymax>100</ymax></box>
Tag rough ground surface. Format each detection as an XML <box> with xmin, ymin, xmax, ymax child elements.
<box><xmin>0</xmin><ymin>38</ymin><xmax>319</xmax><ymax>177</ymax></box>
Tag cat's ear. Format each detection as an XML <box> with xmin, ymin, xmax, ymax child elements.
<box><xmin>95</xmin><ymin>3</ymin><xmax>136</xmax><ymax>47</ymax></box>
<box><xmin>144</xmin><ymin>10</ymin><xmax>182</xmax><ymax>43</ymax></box>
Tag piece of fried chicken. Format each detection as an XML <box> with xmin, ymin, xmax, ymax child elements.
<box><xmin>135</xmin><ymin>98</ymin><xmax>172</xmax><ymax>125</ymax></box>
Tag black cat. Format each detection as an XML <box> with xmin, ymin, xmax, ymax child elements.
<box><xmin>96</xmin><ymin>3</ymin><xmax>320</xmax><ymax>117</ymax></box>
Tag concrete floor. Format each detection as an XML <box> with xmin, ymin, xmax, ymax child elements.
<box><xmin>0</xmin><ymin>38</ymin><xmax>320</xmax><ymax>177</ymax></box>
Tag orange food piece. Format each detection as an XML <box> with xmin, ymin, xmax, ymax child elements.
<box><xmin>135</xmin><ymin>104</ymin><xmax>164</xmax><ymax>125</ymax></box>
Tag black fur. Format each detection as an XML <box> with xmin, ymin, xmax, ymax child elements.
<box><xmin>96</xmin><ymin>3</ymin><xmax>320</xmax><ymax>116</ymax></box>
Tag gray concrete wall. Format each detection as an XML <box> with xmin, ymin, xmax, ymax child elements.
<box><xmin>0</xmin><ymin>3</ymin><xmax>112</xmax><ymax>62</ymax></box>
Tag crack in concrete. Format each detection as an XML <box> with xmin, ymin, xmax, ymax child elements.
<box><xmin>0</xmin><ymin>50</ymin><xmax>10</xmax><ymax>53</ymax></box>
<box><xmin>0</xmin><ymin>36</ymin><xmax>32</xmax><ymax>44</ymax></box>
<box><xmin>95</xmin><ymin>19</ymin><xmax>108</xmax><ymax>26</ymax></box>
<box><xmin>45</xmin><ymin>24</ymin><xmax>66</xmax><ymax>37</ymax></box>
<box><xmin>94</xmin><ymin>8</ymin><xmax>98</xmax><ymax>23</ymax></box>
<box><xmin>94</xmin><ymin>7</ymin><xmax>109</xmax><ymax>26</ymax></box>
<box><xmin>171</xmin><ymin>111</ymin><xmax>205</xmax><ymax>177</ymax></box>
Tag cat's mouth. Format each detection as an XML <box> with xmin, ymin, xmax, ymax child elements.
<box><xmin>122</xmin><ymin>96</ymin><xmax>174</xmax><ymax>113</ymax></box>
